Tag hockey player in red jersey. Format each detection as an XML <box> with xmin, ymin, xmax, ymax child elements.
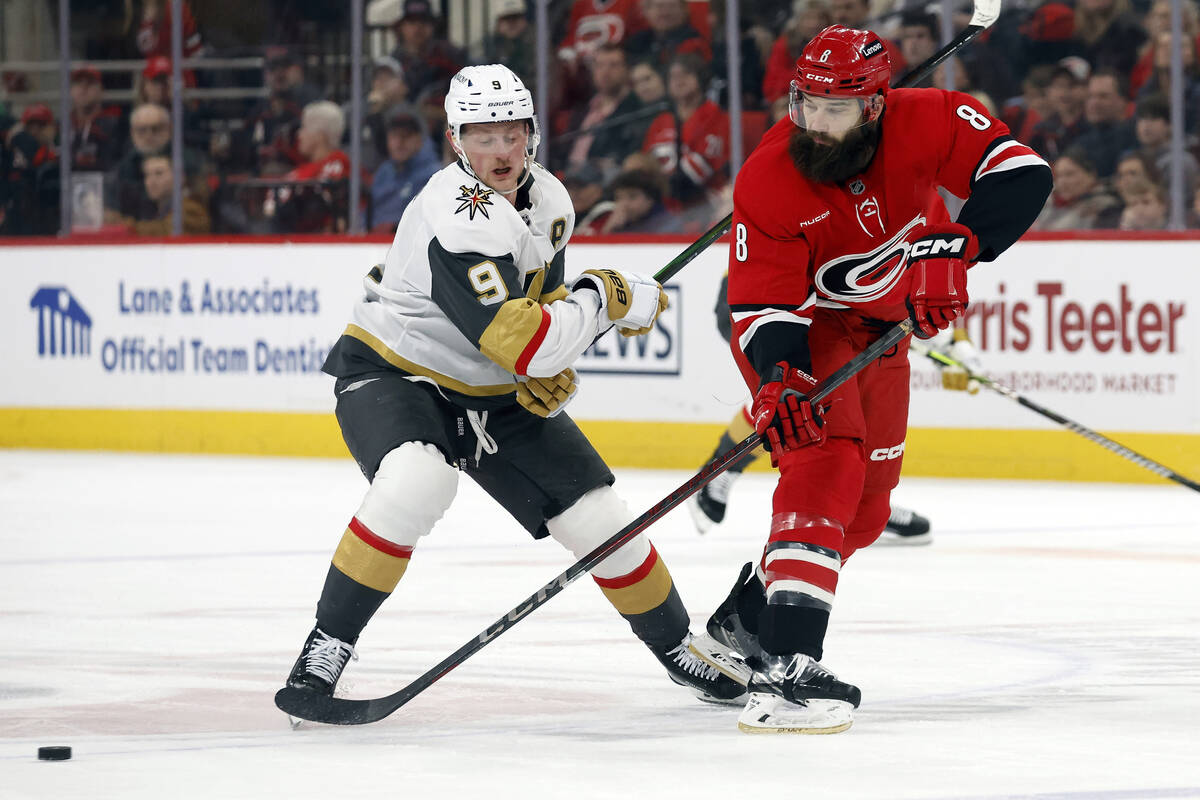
<box><xmin>705</xmin><ymin>26</ymin><xmax>1052</xmax><ymax>733</ymax></box>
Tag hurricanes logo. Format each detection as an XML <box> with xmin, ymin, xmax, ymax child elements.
<box><xmin>455</xmin><ymin>183</ymin><xmax>495</xmax><ymax>220</ymax></box>
<box><xmin>814</xmin><ymin>215</ymin><xmax>925</xmax><ymax>303</ymax></box>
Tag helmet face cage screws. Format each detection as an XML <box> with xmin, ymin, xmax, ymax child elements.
<box><xmin>444</xmin><ymin>64</ymin><xmax>541</xmax><ymax>192</ymax></box>
<box><xmin>788</xmin><ymin>25</ymin><xmax>891</xmax><ymax>135</ymax></box>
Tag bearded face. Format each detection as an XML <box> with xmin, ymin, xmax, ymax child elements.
<box><xmin>788</xmin><ymin>115</ymin><xmax>883</xmax><ymax>184</ymax></box>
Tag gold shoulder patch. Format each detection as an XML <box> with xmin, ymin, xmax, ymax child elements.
<box><xmin>478</xmin><ymin>297</ymin><xmax>546</xmax><ymax>373</ymax></box>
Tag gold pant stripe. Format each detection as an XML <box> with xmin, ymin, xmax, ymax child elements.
<box><xmin>330</xmin><ymin>527</ymin><xmax>410</xmax><ymax>594</ymax></box>
<box><xmin>478</xmin><ymin>298</ymin><xmax>547</xmax><ymax>374</ymax></box>
<box><xmin>598</xmin><ymin>557</ymin><xmax>675</xmax><ymax>616</ymax></box>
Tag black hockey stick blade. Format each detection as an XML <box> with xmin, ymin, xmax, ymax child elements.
<box><xmin>911</xmin><ymin>340</ymin><xmax>1200</xmax><ymax>493</ymax></box>
<box><xmin>274</xmin><ymin>319</ymin><xmax>915</xmax><ymax>725</ymax></box>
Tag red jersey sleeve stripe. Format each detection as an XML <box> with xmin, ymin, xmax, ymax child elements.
<box><xmin>513</xmin><ymin>306</ymin><xmax>552</xmax><ymax>376</ymax></box>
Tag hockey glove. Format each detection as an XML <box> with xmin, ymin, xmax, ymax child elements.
<box><xmin>516</xmin><ymin>368</ymin><xmax>578</xmax><ymax>418</ymax></box>
<box><xmin>905</xmin><ymin>222</ymin><xmax>978</xmax><ymax>339</ymax></box>
<box><xmin>572</xmin><ymin>268</ymin><xmax>669</xmax><ymax>337</ymax></box>
<box><xmin>935</xmin><ymin>328</ymin><xmax>983</xmax><ymax>394</ymax></box>
<box><xmin>752</xmin><ymin>362</ymin><xmax>826</xmax><ymax>466</ymax></box>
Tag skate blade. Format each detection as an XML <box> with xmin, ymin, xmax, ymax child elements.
<box><xmin>286</xmin><ymin>714</ymin><xmax>305</xmax><ymax>730</ymax></box>
<box><xmin>737</xmin><ymin>695</ymin><xmax>854</xmax><ymax>734</ymax></box>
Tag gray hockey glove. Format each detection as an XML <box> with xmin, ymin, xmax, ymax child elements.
<box><xmin>516</xmin><ymin>368</ymin><xmax>578</xmax><ymax>417</ymax></box>
<box><xmin>572</xmin><ymin>268</ymin><xmax>668</xmax><ymax>337</ymax></box>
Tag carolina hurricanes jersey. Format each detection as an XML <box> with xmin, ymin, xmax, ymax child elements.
<box><xmin>643</xmin><ymin>101</ymin><xmax>731</xmax><ymax>194</ymax></box>
<box><xmin>728</xmin><ymin>88</ymin><xmax>1051</xmax><ymax>390</ymax></box>
<box><xmin>323</xmin><ymin>161</ymin><xmax>609</xmax><ymax>410</ymax></box>
<box><xmin>559</xmin><ymin>0</ymin><xmax>647</xmax><ymax>57</ymax></box>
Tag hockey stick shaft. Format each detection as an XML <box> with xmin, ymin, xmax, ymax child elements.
<box><xmin>275</xmin><ymin>320</ymin><xmax>914</xmax><ymax>724</ymax></box>
<box><xmin>911</xmin><ymin>340</ymin><xmax>1200</xmax><ymax>493</ymax></box>
<box><xmin>651</xmin><ymin>0</ymin><xmax>1002</xmax><ymax>286</ymax></box>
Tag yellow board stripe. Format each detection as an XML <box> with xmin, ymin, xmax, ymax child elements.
<box><xmin>1</xmin><ymin>408</ymin><xmax>1198</xmax><ymax>485</ymax></box>
<box><xmin>344</xmin><ymin>324</ymin><xmax>516</xmax><ymax>397</ymax></box>
<box><xmin>330</xmin><ymin>527</ymin><xmax>410</xmax><ymax>593</ymax></box>
<box><xmin>597</xmin><ymin>556</ymin><xmax>674</xmax><ymax>616</ymax></box>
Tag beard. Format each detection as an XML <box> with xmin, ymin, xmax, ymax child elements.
<box><xmin>788</xmin><ymin>118</ymin><xmax>882</xmax><ymax>185</ymax></box>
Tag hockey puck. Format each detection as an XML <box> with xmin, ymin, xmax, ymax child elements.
<box><xmin>37</xmin><ymin>746</ymin><xmax>71</xmax><ymax>761</ymax></box>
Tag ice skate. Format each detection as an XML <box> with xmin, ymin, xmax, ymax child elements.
<box><xmin>737</xmin><ymin>652</ymin><xmax>861</xmax><ymax>734</ymax></box>
<box><xmin>286</xmin><ymin>627</ymin><xmax>359</xmax><ymax>696</ymax></box>
<box><xmin>648</xmin><ymin>631</ymin><xmax>750</xmax><ymax>705</ymax></box>
<box><xmin>876</xmin><ymin>505</ymin><xmax>932</xmax><ymax>546</ymax></box>
<box><xmin>686</xmin><ymin>471</ymin><xmax>736</xmax><ymax>534</ymax></box>
<box><xmin>706</xmin><ymin>562</ymin><xmax>767</xmax><ymax>668</ymax></box>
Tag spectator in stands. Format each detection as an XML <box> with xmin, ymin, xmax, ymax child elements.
<box><xmin>483</xmin><ymin>0</ymin><xmax>536</xmax><ymax>95</ymax></box>
<box><xmin>601</xmin><ymin>168</ymin><xmax>677</xmax><ymax>233</ymax></box>
<box><xmin>1072</xmin><ymin>70</ymin><xmax>1137</xmax><ymax>178</ymax></box>
<box><xmin>1136</xmin><ymin>32</ymin><xmax>1200</xmax><ymax>132</ymax></box>
<box><xmin>932</xmin><ymin>57</ymin><xmax>996</xmax><ymax>112</ymax></box>
<box><xmin>355</xmin><ymin>56</ymin><xmax>410</xmax><ymax>175</ymax></box>
<box><xmin>1</xmin><ymin>104</ymin><xmax>59</xmax><ymax>235</ymax></box>
<box><xmin>1033</xmin><ymin>147</ymin><xmax>1121</xmax><ymax>230</ymax></box>
<box><xmin>109</xmin><ymin>103</ymin><xmax>173</xmax><ymax>219</ymax></box>
<box><xmin>898</xmin><ymin>11</ymin><xmax>939</xmax><ymax>86</ymax></box>
<box><xmin>243</xmin><ymin>46</ymin><xmax>322</xmax><ymax>176</ymax></box>
<box><xmin>369</xmin><ymin>104</ymin><xmax>440</xmax><ymax>233</ymax></box>
<box><xmin>1003</xmin><ymin>65</ymin><xmax>1056</xmax><ymax>145</ymax></box>
<box><xmin>1029</xmin><ymin>63</ymin><xmax>1089</xmax><ymax>164</ymax></box>
<box><xmin>560</xmin><ymin>43</ymin><xmax>645</xmax><ymax>177</ymax></box>
<box><xmin>708</xmin><ymin>0</ymin><xmax>767</xmax><ymax>111</ymax></box>
<box><xmin>415</xmin><ymin>85</ymin><xmax>451</xmax><ymax>160</ymax></box>
<box><xmin>1073</xmin><ymin>0</ymin><xmax>1146</xmax><ymax>77</ymax></box>
<box><xmin>1133</xmin><ymin>93</ymin><xmax>1200</xmax><ymax>195</ymax></box>
<box><xmin>1113</xmin><ymin>150</ymin><xmax>1162</xmax><ymax>206</ymax></box>
<box><xmin>68</xmin><ymin>66</ymin><xmax>121</xmax><ymax>173</ymax></box>
<box><xmin>563</xmin><ymin>163</ymin><xmax>613</xmax><ymax>235</ymax></box>
<box><xmin>120</xmin><ymin>153</ymin><xmax>210</xmax><ymax>236</ymax></box>
<box><xmin>830</xmin><ymin>0</ymin><xmax>902</xmax><ymax>67</ymax></box>
<box><xmin>273</xmin><ymin>101</ymin><xmax>351</xmax><ymax>233</ymax></box>
<box><xmin>643</xmin><ymin>52</ymin><xmax>730</xmax><ymax>210</ymax></box>
<box><xmin>558</xmin><ymin>0</ymin><xmax>647</xmax><ymax>67</ymax></box>
<box><xmin>628</xmin><ymin>60</ymin><xmax>668</xmax><ymax>146</ymax></box>
<box><xmin>1118</xmin><ymin>180</ymin><xmax>1168</xmax><ymax>229</ymax></box>
<box><xmin>1130</xmin><ymin>0</ymin><xmax>1200</xmax><ymax>98</ymax></box>
<box><xmin>135</xmin><ymin>0</ymin><xmax>202</xmax><ymax>62</ymax></box>
<box><xmin>762</xmin><ymin>1</ymin><xmax>832</xmax><ymax>105</ymax></box>
<box><xmin>137</xmin><ymin>56</ymin><xmax>172</xmax><ymax>107</ymax></box>
<box><xmin>624</xmin><ymin>0</ymin><xmax>711</xmax><ymax>68</ymax></box>
<box><xmin>389</xmin><ymin>0</ymin><xmax>466</xmax><ymax>101</ymax></box>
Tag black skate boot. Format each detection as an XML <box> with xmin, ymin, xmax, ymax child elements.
<box><xmin>686</xmin><ymin>471</ymin><xmax>736</xmax><ymax>534</ymax></box>
<box><xmin>738</xmin><ymin>652</ymin><xmax>861</xmax><ymax>734</ymax></box>
<box><xmin>286</xmin><ymin>627</ymin><xmax>359</xmax><ymax>696</ymax></box>
<box><xmin>647</xmin><ymin>632</ymin><xmax>750</xmax><ymax>705</ymax></box>
<box><xmin>878</xmin><ymin>505</ymin><xmax>932</xmax><ymax>546</ymax></box>
<box><xmin>706</xmin><ymin>562</ymin><xmax>768</xmax><ymax>668</ymax></box>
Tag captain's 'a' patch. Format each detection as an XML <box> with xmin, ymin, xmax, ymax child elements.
<box><xmin>455</xmin><ymin>183</ymin><xmax>495</xmax><ymax>220</ymax></box>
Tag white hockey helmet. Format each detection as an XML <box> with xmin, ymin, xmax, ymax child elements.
<box><xmin>444</xmin><ymin>64</ymin><xmax>541</xmax><ymax>188</ymax></box>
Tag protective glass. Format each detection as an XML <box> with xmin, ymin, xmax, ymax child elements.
<box><xmin>788</xmin><ymin>82</ymin><xmax>881</xmax><ymax>135</ymax></box>
<box><xmin>458</xmin><ymin>123</ymin><xmax>531</xmax><ymax>155</ymax></box>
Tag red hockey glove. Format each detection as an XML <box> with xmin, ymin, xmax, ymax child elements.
<box><xmin>905</xmin><ymin>223</ymin><xmax>978</xmax><ymax>339</ymax></box>
<box><xmin>752</xmin><ymin>362</ymin><xmax>826</xmax><ymax>466</ymax></box>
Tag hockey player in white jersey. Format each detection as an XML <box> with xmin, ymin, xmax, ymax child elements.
<box><xmin>282</xmin><ymin>64</ymin><xmax>748</xmax><ymax>708</ymax></box>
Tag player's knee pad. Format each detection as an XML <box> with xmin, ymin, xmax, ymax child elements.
<box><xmin>546</xmin><ymin>485</ymin><xmax>651</xmax><ymax>580</ymax></box>
<box><xmin>354</xmin><ymin>441</ymin><xmax>459</xmax><ymax>548</ymax></box>
<box><xmin>842</xmin><ymin>490</ymin><xmax>892</xmax><ymax>561</ymax></box>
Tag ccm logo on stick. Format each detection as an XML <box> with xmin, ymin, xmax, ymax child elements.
<box><xmin>869</xmin><ymin>442</ymin><xmax>906</xmax><ymax>461</ymax></box>
<box><xmin>910</xmin><ymin>236</ymin><xmax>966</xmax><ymax>259</ymax></box>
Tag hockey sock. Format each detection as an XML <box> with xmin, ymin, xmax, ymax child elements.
<box><xmin>314</xmin><ymin>517</ymin><xmax>413</xmax><ymax>642</ymax></box>
<box><xmin>757</xmin><ymin>510</ymin><xmax>844</xmax><ymax>660</ymax></box>
<box><xmin>593</xmin><ymin>544</ymin><xmax>689</xmax><ymax>647</ymax></box>
<box><xmin>758</xmin><ymin>604</ymin><xmax>830</xmax><ymax>661</ymax></box>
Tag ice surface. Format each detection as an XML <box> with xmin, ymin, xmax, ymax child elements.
<box><xmin>2</xmin><ymin>450</ymin><xmax>1198</xmax><ymax>799</ymax></box>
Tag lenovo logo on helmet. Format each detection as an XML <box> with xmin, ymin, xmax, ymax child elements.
<box><xmin>805</xmin><ymin>72</ymin><xmax>835</xmax><ymax>83</ymax></box>
<box><xmin>861</xmin><ymin>40</ymin><xmax>883</xmax><ymax>58</ymax></box>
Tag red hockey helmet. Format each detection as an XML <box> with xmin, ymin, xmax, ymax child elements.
<box><xmin>795</xmin><ymin>25</ymin><xmax>892</xmax><ymax>97</ymax></box>
<box><xmin>790</xmin><ymin>26</ymin><xmax>891</xmax><ymax>133</ymax></box>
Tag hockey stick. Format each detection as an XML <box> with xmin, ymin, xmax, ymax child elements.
<box><xmin>274</xmin><ymin>320</ymin><xmax>916</xmax><ymax>725</ymax></box>
<box><xmin>910</xmin><ymin>338</ymin><xmax>1200</xmax><ymax>493</ymax></box>
<box><xmin>650</xmin><ymin>0</ymin><xmax>1003</xmax><ymax>286</ymax></box>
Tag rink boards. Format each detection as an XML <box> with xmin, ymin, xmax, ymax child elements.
<box><xmin>1</xmin><ymin>236</ymin><xmax>1197</xmax><ymax>484</ymax></box>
